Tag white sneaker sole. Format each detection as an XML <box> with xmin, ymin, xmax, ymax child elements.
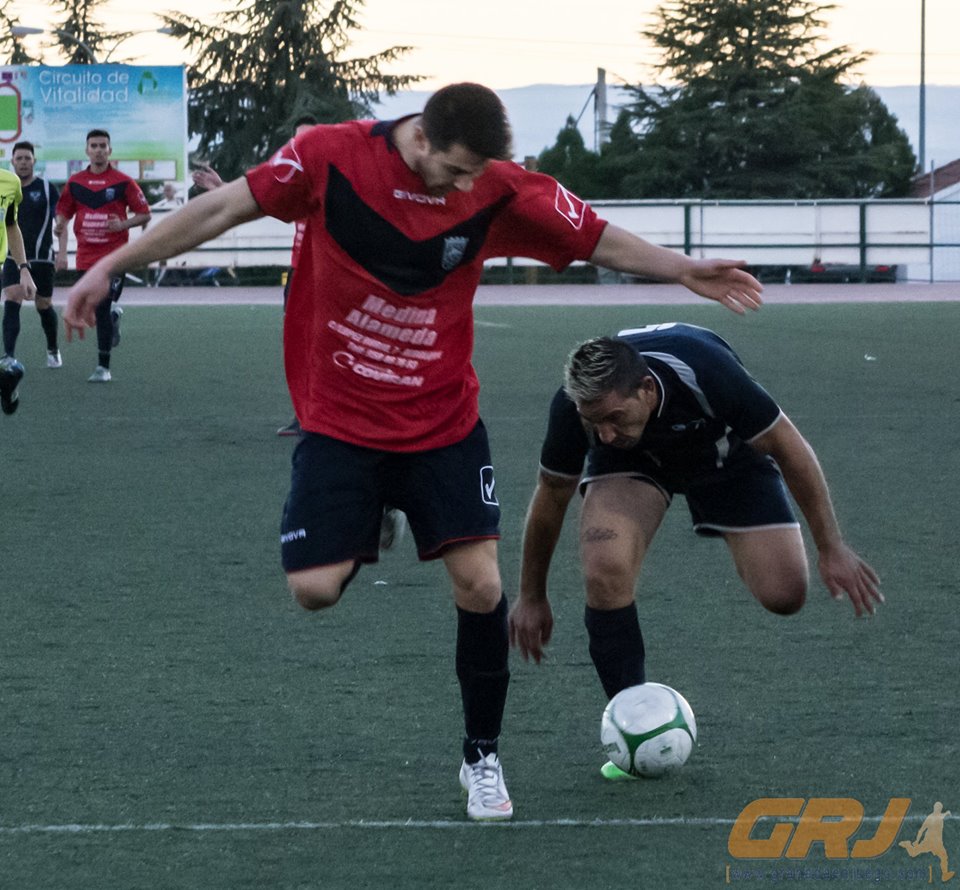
<box><xmin>458</xmin><ymin>760</ymin><xmax>513</xmax><ymax>821</ymax></box>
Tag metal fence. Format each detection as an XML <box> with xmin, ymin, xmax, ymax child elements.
<box><xmin>92</xmin><ymin>198</ymin><xmax>960</xmax><ymax>283</ymax></box>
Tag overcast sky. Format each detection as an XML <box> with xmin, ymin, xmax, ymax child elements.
<box><xmin>7</xmin><ymin>0</ymin><xmax>959</xmax><ymax>88</ymax></box>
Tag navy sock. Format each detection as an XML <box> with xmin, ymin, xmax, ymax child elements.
<box><xmin>2</xmin><ymin>301</ymin><xmax>21</xmax><ymax>356</ymax></box>
<box><xmin>584</xmin><ymin>603</ymin><xmax>645</xmax><ymax>700</ymax></box>
<box><xmin>95</xmin><ymin>299</ymin><xmax>112</xmax><ymax>365</ymax></box>
<box><xmin>457</xmin><ymin>594</ymin><xmax>509</xmax><ymax>763</ymax></box>
<box><xmin>37</xmin><ymin>306</ymin><xmax>58</xmax><ymax>351</ymax></box>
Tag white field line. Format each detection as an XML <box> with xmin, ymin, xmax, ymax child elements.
<box><xmin>1</xmin><ymin>813</ymin><xmax>955</xmax><ymax>835</ymax></box>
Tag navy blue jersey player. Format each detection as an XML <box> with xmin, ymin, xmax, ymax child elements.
<box><xmin>2</xmin><ymin>142</ymin><xmax>62</xmax><ymax>368</ymax></box>
<box><xmin>509</xmin><ymin>323</ymin><xmax>883</xmax><ymax>777</ymax></box>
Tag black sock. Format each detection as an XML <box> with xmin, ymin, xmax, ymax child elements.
<box><xmin>37</xmin><ymin>306</ymin><xmax>58</xmax><ymax>351</ymax></box>
<box><xmin>457</xmin><ymin>594</ymin><xmax>509</xmax><ymax>764</ymax></box>
<box><xmin>95</xmin><ymin>299</ymin><xmax>112</xmax><ymax>364</ymax></box>
<box><xmin>2</xmin><ymin>301</ymin><xmax>21</xmax><ymax>356</ymax></box>
<box><xmin>584</xmin><ymin>603</ymin><xmax>645</xmax><ymax>700</ymax></box>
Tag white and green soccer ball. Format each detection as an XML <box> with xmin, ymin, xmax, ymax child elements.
<box><xmin>600</xmin><ymin>682</ymin><xmax>698</xmax><ymax>777</ymax></box>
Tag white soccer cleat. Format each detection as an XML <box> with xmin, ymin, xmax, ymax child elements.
<box><xmin>88</xmin><ymin>365</ymin><xmax>112</xmax><ymax>383</ymax></box>
<box><xmin>379</xmin><ymin>507</ymin><xmax>408</xmax><ymax>551</ymax></box>
<box><xmin>459</xmin><ymin>753</ymin><xmax>513</xmax><ymax>821</ymax></box>
<box><xmin>46</xmin><ymin>350</ymin><xmax>63</xmax><ymax>369</ymax></box>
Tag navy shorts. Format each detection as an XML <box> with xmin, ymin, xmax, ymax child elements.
<box><xmin>583</xmin><ymin>447</ymin><xmax>798</xmax><ymax>536</ymax></box>
<box><xmin>280</xmin><ymin>420</ymin><xmax>501</xmax><ymax>571</ymax></box>
<box><xmin>2</xmin><ymin>259</ymin><xmax>54</xmax><ymax>298</ymax></box>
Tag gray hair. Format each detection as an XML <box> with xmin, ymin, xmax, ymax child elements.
<box><xmin>563</xmin><ymin>336</ymin><xmax>651</xmax><ymax>404</ymax></box>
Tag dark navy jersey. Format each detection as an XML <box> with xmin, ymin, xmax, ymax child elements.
<box><xmin>540</xmin><ymin>323</ymin><xmax>782</xmax><ymax>483</ymax></box>
<box><xmin>14</xmin><ymin>177</ymin><xmax>59</xmax><ymax>263</ymax></box>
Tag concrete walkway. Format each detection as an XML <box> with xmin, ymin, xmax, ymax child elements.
<box><xmin>113</xmin><ymin>281</ymin><xmax>960</xmax><ymax>307</ymax></box>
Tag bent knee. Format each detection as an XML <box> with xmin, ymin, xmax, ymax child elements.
<box><xmin>583</xmin><ymin>561</ymin><xmax>637</xmax><ymax>609</ymax></box>
<box><xmin>287</xmin><ymin>565</ymin><xmax>354</xmax><ymax>611</ymax></box>
<box><xmin>289</xmin><ymin>581</ymin><xmax>341</xmax><ymax>611</ymax></box>
<box><xmin>453</xmin><ymin>576</ymin><xmax>503</xmax><ymax>612</ymax></box>
<box><xmin>754</xmin><ymin>579</ymin><xmax>807</xmax><ymax>615</ymax></box>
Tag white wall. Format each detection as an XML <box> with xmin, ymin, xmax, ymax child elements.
<box><xmin>60</xmin><ymin>199</ymin><xmax>959</xmax><ymax>282</ymax></box>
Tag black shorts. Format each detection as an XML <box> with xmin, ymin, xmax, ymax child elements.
<box><xmin>2</xmin><ymin>259</ymin><xmax>54</xmax><ymax>298</ymax></box>
<box><xmin>280</xmin><ymin>420</ymin><xmax>501</xmax><ymax>571</ymax></box>
<box><xmin>583</xmin><ymin>448</ymin><xmax>798</xmax><ymax>536</ymax></box>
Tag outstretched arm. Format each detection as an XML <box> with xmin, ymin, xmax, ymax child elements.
<box><xmin>64</xmin><ymin>178</ymin><xmax>263</xmax><ymax>332</ymax></box>
<box><xmin>509</xmin><ymin>471</ymin><xmax>579</xmax><ymax>662</ymax></box>
<box><xmin>589</xmin><ymin>223</ymin><xmax>763</xmax><ymax>314</ymax></box>
<box><xmin>751</xmin><ymin>414</ymin><xmax>883</xmax><ymax>616</ymax></box>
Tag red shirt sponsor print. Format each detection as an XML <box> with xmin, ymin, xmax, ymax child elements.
<box><xmin>56</xmin><ymin>166</ymin><xmax>150</xmax><ymax>269</ymax></box>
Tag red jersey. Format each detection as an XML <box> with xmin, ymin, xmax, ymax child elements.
<box><xmin>56</xmin><ymin>166</ymin><xmax>150</xmax><ymax>269</ymax></box>
<box><xmin>246</xmin><ymin>119</ymin><xmax>607</xmax><ymax>452</ymax></box>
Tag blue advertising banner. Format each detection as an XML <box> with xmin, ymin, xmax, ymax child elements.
<box><xmin>0</xmin><ymin>64</ymin><xmax>188</xmax><ymax>184</ymax></box>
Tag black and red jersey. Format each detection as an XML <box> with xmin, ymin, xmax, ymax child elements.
<box><xmin>56</xmin><ymin>166</ymin><xmax>150</xmax><ymax>269</ymax></box>
<box><xmin>246</xmin><ymin>118</ymin><xmax>607</xmax><ymax>452</ymax></box>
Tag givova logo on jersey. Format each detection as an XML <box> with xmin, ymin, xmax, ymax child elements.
<box><xmin>271</xmin><ymin>140</ymin><xmax>304</xmax><ymax>184</ymax></box>
<box><xmin>554</xmin><ymin>183</ymin><xmax>586</xmax><ymax>230</ymax></box>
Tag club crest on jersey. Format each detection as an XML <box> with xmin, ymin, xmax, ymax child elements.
<box><xmin>271</xmin><ymin>141</ymin><xmax>304</xmax><ymax>184</ymax></box>
<box><xmin>554</xmin><ymin>183</ymin><xmax>586</xmax><ymax>230</ymax></box>
<box><xmin>441</xmin><ymin>236</ymin><xmax>469</xmax><ymax>271</ymax></box>
<box><xmin>104</xmin><ymin>188</ymin><xmax>116</xmax><ymax>202</ymax></box>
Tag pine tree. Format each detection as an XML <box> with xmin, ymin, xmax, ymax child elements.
<box><xmin>0</xmin><ymin>0</ymin><xmax>40</xmax><ymax>63</ymax></box>
<box><xmin>621</xmin><ymin>0</ymin><xmax>916</xmax><ymax>198</ymax></box>
<box><xmin>49</xmin><ymin>0</ymin><xmax>132</xmax><ymax>64</ymax></box>
<box><xmin>537</xmin><ymin>117</ymin><xmax>605</xmax><ymax>198</ymax></box>
<box><xmin>161</xmin><ymin>0</ymin><xmax>422</xmax><ymax>180</ymax></box>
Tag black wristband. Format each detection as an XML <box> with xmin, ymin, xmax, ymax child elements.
<box><xmin>18</xmin><ymin>262</ymin><xmax>31</xmax><ymax>270</ymax></box>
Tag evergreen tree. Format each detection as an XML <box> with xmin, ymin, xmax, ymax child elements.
<box><xmin>161</xmin><ymin>0</ymin><xmax>422</xmax><ymax>181</ymax></box>
<box><xmin>536</xmin><ymin>117</ymin><xmax>605</xmax><ymax>198</ymax></box>
<box><xmin>621</xmin><ymin>0</ymin><xmax>916</xmax><ymax>198</ymax></box>
<box><xmin>0</xmin><ymin>1</ymin><xmax>40</xmax><ymax>64</ymax></box>
<box><xmin>49</xmin><ymin>0</ymin><xmax>131</xmax><ymax>64</ymax></box>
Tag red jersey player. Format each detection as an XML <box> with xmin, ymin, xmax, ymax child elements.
<box><xmin>55</xmin><ymin>129</ymin><xmax>151</xmax><ymax>382</ymax></box>
<box><xmin>63</xmin><ymin>84</ymin><xmax>762</xmax><ymax>821</ymax></box>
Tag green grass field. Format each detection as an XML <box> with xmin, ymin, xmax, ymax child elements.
<box><xmin>2</xmin><ymin>300</ymin><xmax>958</xmax><ymax>889</ymax></box>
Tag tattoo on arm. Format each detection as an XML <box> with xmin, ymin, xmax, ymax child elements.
<box><xmin>583</xmin><ymin>526</ymin><xmax>618</xmax><ymax>543</ymax></box>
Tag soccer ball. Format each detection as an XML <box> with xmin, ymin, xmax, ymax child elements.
<box><xmin>600</xmin><ymin>682</ymin><xmax>697</xmax><ymax>777</ymax></box>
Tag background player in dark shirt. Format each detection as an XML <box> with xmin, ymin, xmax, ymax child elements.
<box><xmin>63</xmin><ymin>85</ymin><xmax>763</xmax><ymax>822</ymax></box>
<box><xmin>2</xmin><ymin>142</ymin><xmax>62</xmax><ymax>369</ymax></box>
<box><xmin>509</xmin><ymin>324</ymin><xmax>882</xmax><ymax>777</ymax></box>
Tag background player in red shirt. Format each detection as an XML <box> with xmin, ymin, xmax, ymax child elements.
<box><xmin>63</xmin><ymin>84</ymin><xmax>763</xmax><ymax>822</ymax></box>
<box><xmin>54</xmin><ymin>129</ymin><xmax>151</xmax><ymax>382</ymax></box>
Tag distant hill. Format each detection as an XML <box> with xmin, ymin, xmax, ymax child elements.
<box><xmin>374</xmin><ymin>83</ymin><xmax>958</xmax><ymax>170</ymax></box>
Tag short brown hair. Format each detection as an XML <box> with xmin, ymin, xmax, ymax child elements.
<box><xmin>421</xmin><ymin>83</ymin><xmax>512</xmax><ymax>161</ymax></box>
<box><xmin>564</xmin><ymin>337</ymin><xmax>652</xmax><ymax>404</ymax></box>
